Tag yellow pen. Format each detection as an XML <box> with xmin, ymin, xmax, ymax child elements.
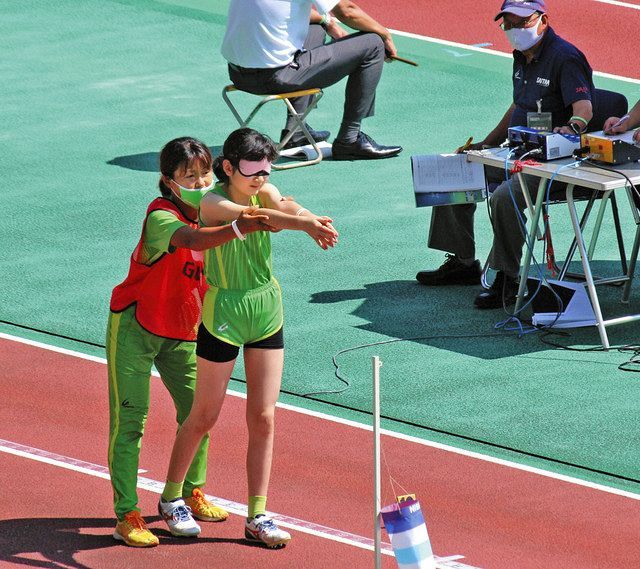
<box><xmin>461</xmin><ymin>137</ymin><xmax>473</xmax><ymax>152</ymax></box>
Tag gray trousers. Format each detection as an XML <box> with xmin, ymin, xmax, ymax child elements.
<box><xmin>228</xmin><ymin>25</ymin><xmax>385</xmax><ymax>132</ymax></box>
<box><xmin>429</xmin><ymin>175</ymin><xmax>550</xmax><ymax>278</ymax></box>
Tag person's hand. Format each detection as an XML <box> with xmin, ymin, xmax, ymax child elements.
<box><xmin>382</xmin><ymin>33</ymin><xmax>397</xmax><ymax>59</ymax></box>
<box><xmin>325</xmin><ymin>19</ymin><xmax>348</xmax><ymax>40</ymax></box>
<box><xmin>235</xmin><ymin>207</ymin><xmax>271</xmax><ymax>234</ymax></box>
<box><xmin>316</xmin><ymin>216</ymin><xmax>338</xmax><ymax>239</ymax></box>
<box><xmin>303</xmin><ymin>216</ymin><xmax>338</xmax><ymax>250</ymax></box>
<box><xmin>553</xmin><ymin>125</ymin><xmax>576</xmax><ymax>135</ymax></box>
<box><xmin>634</xmin><ymin>129</ymin><xmax>640</xmax><ymax>145</ymax></box>
<box><xmin>603</xmin><ymin>115</ymin><xmax>630</xmax><ymax>135</ymax></box>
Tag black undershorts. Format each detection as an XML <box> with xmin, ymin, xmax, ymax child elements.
<box><xmin>196</xmin><ymin>323</ymin><xmax>284</xmax><ymax>363</ymax></box>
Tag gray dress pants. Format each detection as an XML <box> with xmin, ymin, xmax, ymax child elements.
<box><xmin>228</xmin><ymin>25</ymin><xmax>385</xmax><ymax>131</ymax></box>
<box><xmin>428</xmin><ymin>174</ymin><xmax>551</xmax><ymax>278</ymax></box>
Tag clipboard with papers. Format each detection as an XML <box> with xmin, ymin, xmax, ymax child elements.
<box><xmin>411</xmin><ymin>153</ymin><xmax>487</xmax><ymax>207</ymax></box>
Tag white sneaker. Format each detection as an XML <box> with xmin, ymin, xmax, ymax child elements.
<box><xmin>244</xmin><ymin>515</ymin><xmax>291</xmax><ymax>548</ymax></box>
<box><xmin>158</xmin><ymin>498</ymin><xmax>201</xmax><ymax>537</ymax></box>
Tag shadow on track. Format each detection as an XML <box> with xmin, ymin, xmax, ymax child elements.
<box><xmin>0</xmin><ymin>517</ymin><xmax>257</xmax><ymax>569</ymax></box>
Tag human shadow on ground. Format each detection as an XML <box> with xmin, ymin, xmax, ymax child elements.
<box><xmin>0</xmin><ymin>516</ymin><xmax>254</xmax><ymax>569</ymax></box>
<box><xmin>107</xmin><ymin>143</ymin><xmax>307</xmax><ymax>172</ymax></box>
<box><xmin>309</xmin><ymin>263</ymin><xmax>640</xmax><ymax>359</ymax></box>
<box><xmin>107</xmin><ymin>146</ymin><xmax>224</xmax><ymax>173</ymax></box>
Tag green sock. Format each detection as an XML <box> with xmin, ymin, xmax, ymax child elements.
<box><xmin>161</xmin><ymin>480</ymin><xmax>184</xmax><ymax>502</ymax></box>
<box><xmin>247</xmin><ymin>495</ymin><xmax>267</xmax><ymax>521</ymax></box>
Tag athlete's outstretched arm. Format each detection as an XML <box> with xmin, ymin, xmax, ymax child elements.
<box><xmin>259</xmin><ymin>183</ymin><xmax>338</xmax><ymax>249</ymax></box>
<box><xmin>200</xmin><ymin>189</ymin><xmax>338</xmax><ymax>250</ymax></box>
<box><xmin>170</xmin><ymin>208</ymin><xmax>269</xmax><ymax>251</ymax></box>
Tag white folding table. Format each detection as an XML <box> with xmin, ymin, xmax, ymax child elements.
<box><xmin>466</xmin><ymin>148</ymin><xmax>640</xmax><ymax>348</ymax></box>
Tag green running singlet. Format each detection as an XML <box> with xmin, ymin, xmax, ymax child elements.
<box><xmin>200</xmin><ymin>184</ymin><xmax>283</xmax><ymax>347</ymax></box>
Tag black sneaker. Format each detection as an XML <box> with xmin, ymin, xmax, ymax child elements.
<box><xmin>416</xmin><ymin>254</ymin><xmax>481</xmax><ymax>286</ymax></box>
<box><xmin>280</xmin><ymin>126</ymin><xmax>330</xmax><ymax>150</ymax></box>
<box><xmin>474</xmin><ymin>271</ymin><xmax>518</xmax><ymax>309</ymax></box>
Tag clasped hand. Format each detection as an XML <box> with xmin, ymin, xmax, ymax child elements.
<box><xmin>304</xmin><ymin>216</ymin><xmax>339</xmax><ymax>250</ymax></box>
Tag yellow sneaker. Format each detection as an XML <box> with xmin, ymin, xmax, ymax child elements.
<box><xmin>184</xmin><ymin>488</ymin><xmax>229</xmax><ymax>522</ymax></box>
<box><xmin>113</xmin><ymin>511</ymin><xmax>159</xmax><ymax>547</ymax></box>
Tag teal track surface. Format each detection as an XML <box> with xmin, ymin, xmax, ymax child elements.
<box><xmin>2</xmin><ymin>0</ymin><xmax>640</xmax><ymax>495</ymax></box>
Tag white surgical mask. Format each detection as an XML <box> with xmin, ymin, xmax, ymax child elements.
<box><xmin>505</xmin><ymin>17</ymin><xmax>543</xmax><ymax>52</ymax></box>
<box><xmin>171</xmin><ymin>179</ymin><xmax>214</xmax><ymax>209</ymax></box>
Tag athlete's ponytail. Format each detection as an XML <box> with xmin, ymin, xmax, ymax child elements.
<box><xmin>214</xmin><ymin>128</ymin><xmax>278</xmax><ymax>183</ymax></box>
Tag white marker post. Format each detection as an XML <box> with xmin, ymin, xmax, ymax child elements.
<box><xmin>373</xmin><ymin>356</ymin><xmax>382</xmax><ymax>569</ymax></box>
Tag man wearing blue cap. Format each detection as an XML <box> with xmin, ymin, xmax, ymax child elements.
<box><xmin>417</xmin><ymin>0</ymin><xmax>597</xmax><ymax>309</ymax></box>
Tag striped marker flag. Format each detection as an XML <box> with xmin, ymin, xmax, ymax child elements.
<box><xmin>381</xmin><ymin>500</ymin><xmax>435</xmax><ymax>569</ymax></box>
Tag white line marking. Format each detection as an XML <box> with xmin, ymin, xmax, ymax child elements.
<box><xmin>442</xmin><ymin>49</ymin><xmax>473</xmax><ymax>58</ymax></box>
<box><xmin>593</xmin><ymin>0</ymin><xmax>640</xmax><ymax>9</ymax></box>
<box><xmin>1</xmin><ymin>331</ymin><xmax>639</xmax><ymax>500</ymax></box>
<box><xmin>388</xmin><ymin>29</ymin><xmax>640</xmax><ymax>85</ymax></box>
<box><xmin>0</xmin><ymin>439</ymin><xmax>478</xmax><ymax>569</ymax></box>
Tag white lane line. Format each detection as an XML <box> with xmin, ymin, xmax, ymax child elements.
<box><xmin>0</xmin><ymin>439</ymin><xmax>478</xmax><ymax>569</ymax></box>
<box><xmin>1</xmin><ymin>331</ymin><xmax>639</xmax><ymax>501</ymax></box>
<box><xmin>594</xmin><ymin>0</ymin><xmax>640</xmax><ymax>9</ymax></box>
<box><xmin>388</xmin><ymin>29</ymin><xmax>640</xmax><ymax>85</ymax></box>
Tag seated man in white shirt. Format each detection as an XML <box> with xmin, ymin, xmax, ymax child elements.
<box><xmin>221</xmin><ymin>0</ymin><xmax>402</xmax><ymax>160</ymax></box>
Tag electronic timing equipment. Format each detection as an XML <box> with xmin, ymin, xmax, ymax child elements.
<box><xmin>508</xmin><ymin>126</ymin><xmax>581</xmax><ymax>161</ymax></box>
<box><xmin>580</xmin><ymin>131</ymin><xmax>640</xmax><ymax>165</ymax></box>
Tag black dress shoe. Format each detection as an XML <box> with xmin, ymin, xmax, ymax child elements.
<box><xmin>280</xmin><ymin>126</ymin><xmax>330</xmax><ymax>150</ymax></box>
<box><xmin>332</xmin><ymin>132</ymin><xmax>402</xmax><ymax>160</ymax></box>
<box><xmin>474</xmin><ymin>271</ymin><xmax>519</xmax><ymax>309</ymax></box>
<box><xmin>416</xmin><ymin>254</ymin><xmax>481</xmax><ymax>286</ymax></box>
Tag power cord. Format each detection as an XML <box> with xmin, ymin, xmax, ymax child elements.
<box><xmin>293</xmin><ymin>330</ymin><xmax>640</xmax><ymax>485</ymax></box>
<box><xmin>298</xmin><ymin>331</ymin><xmax>506</xmax><ymax>397</ymax></box>
<box><xmin>540</xmin><ymin>329</ymin><xmax>640</xmax><ymax>372</ymax></box>
<box><xmin>493</xmin><ymin>149</ymin><xmax>571</xmax><ymax>332</ymax></box>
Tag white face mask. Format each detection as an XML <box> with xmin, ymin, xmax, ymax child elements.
<box><xmin>505</xmin><ymin>16</ymin><xmax>543</xmax><ymax>52</ymax></box>
<box><xmin>171</xmin><ymin>179</ymin><xmax>214</xmax><ymax>209</ymax></box>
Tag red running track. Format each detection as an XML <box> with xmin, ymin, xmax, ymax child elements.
<box><xmin>1</xmin><ymin>335</ymin><xmax>639</xmax><ymax>568</ymax></box>
<box><xmin>358</xmin><ymin>0</ymin><xmax>640</xmax><ymax>80</ymax></box>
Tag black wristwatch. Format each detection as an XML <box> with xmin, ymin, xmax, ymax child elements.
<box><xmin>567</xmin><ymin>122</ymin><xmax>582</xmax><ymax>135</ymax></box>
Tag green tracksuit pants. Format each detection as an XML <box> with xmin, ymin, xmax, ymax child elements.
<box><xmin>106</xmin><ymin>306</ymin><xmax>208</xmax><ymax>520</ymax></box>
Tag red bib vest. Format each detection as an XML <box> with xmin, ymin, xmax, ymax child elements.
<box><xmin>110</xmin><ymin>197</ymin><xmax>206</xmax><ymax>341</ymax></box>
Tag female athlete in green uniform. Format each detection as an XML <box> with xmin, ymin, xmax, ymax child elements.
<box><xmin>108</xmin><ymin>137</ymin><xmax>269</xmax><ymax>547</ymax></box>
<box><xmin>159</xmin><ymin>128</ymin><xmax>338</xmax><ymax>548</ymax></box>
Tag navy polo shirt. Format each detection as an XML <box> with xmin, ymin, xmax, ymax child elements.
<box><xmin>510</xmin><ymin>27</ymin><xmax>595</xmax><ymax>128</ymax></box>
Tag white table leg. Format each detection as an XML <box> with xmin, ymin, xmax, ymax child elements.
<box><xmin>515</xmin><ymin>176</ymin><xmax>548</xmax><ymax>313</ymax></box>
<box><xmin>566</xmin><ymin>185</ymin><xmax>610</xmax><ymax>349</ymax></box>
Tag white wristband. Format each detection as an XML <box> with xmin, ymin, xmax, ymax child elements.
<box><xmin>231</xmin><ymin>219</ymin><xmax>246</xmax><ymax>241</ymax></box>
<box><xmin>295</xmin><ymin>208</ymin><xmax>308</xmax><ymax>216</ymax></box>
<box><xmin>319</xmin><ymin>13</ymin><xmax>332</xmax><ymax>26</ymax></box>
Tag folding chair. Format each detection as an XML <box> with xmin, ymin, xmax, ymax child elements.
<box><xmin>222</xmin><ymin>85</ymin><xmax>324</xmax><ymax>170</ymax></box>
